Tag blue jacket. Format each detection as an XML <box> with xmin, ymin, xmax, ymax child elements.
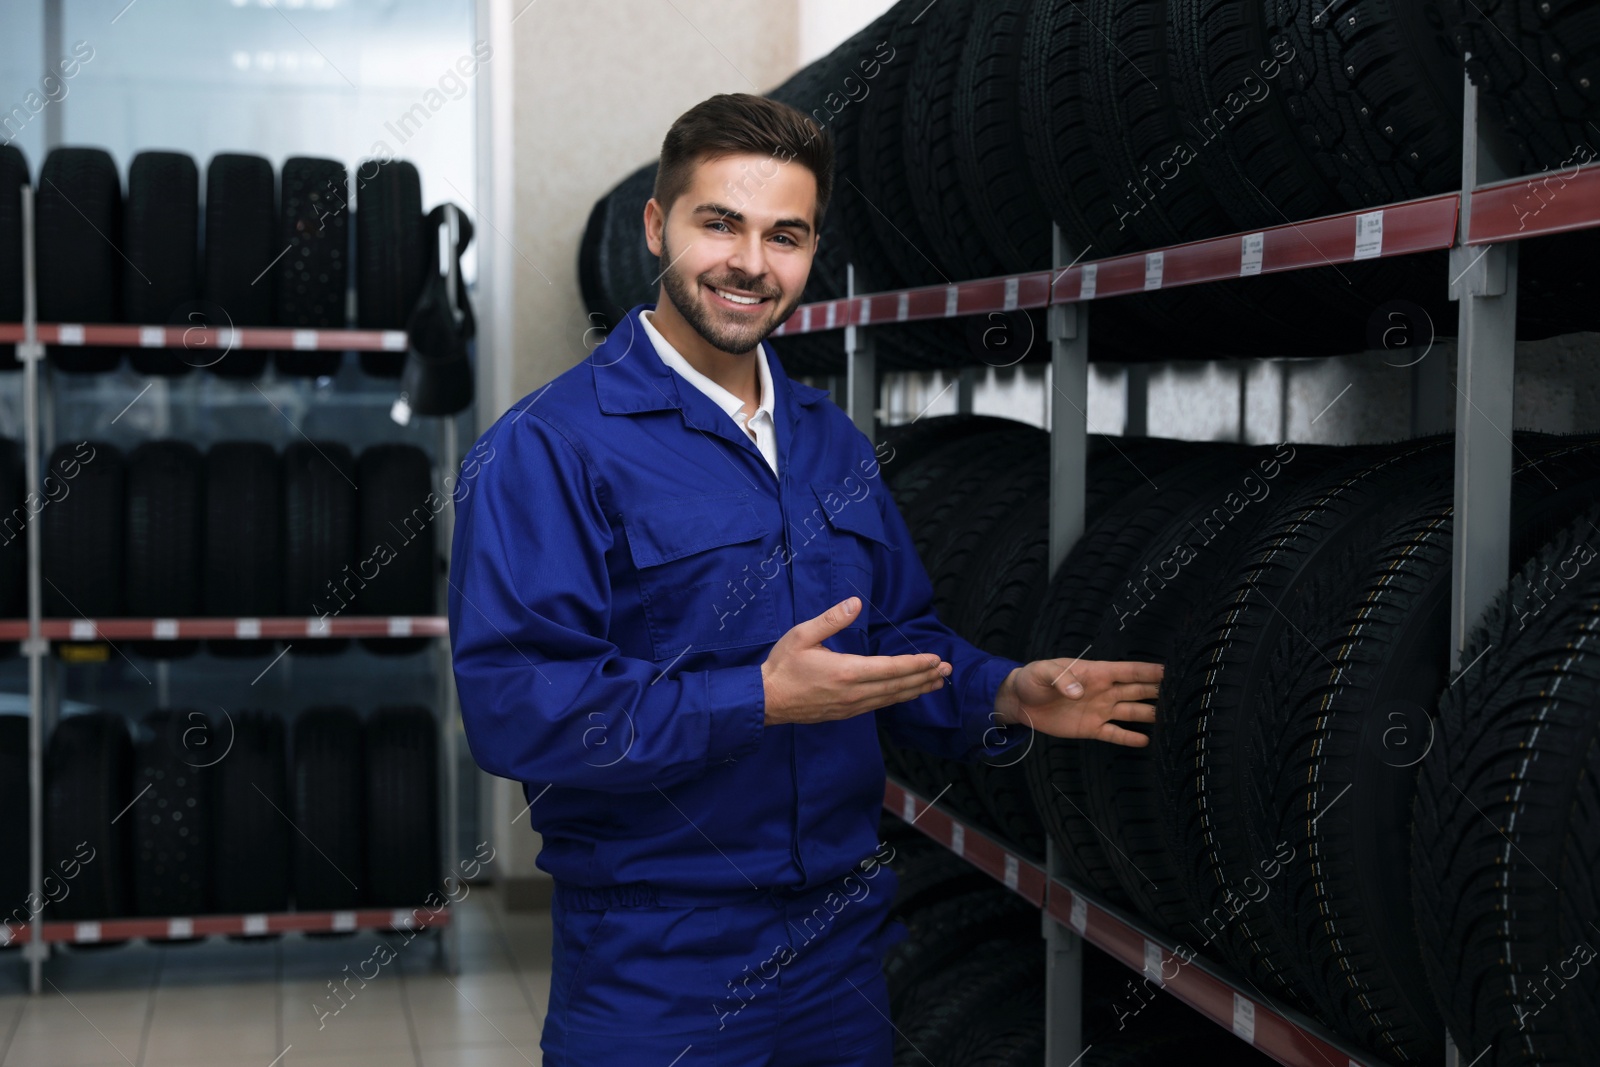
<box><xmin>448</xmin><ymin>303</ymin><xmax>1027</xmax><ymax>898</ymax></box>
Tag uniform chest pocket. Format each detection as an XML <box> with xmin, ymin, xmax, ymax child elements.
<box><xmin>810</xmin><ymin>481</ymin><xmax>891</xmax><ymax>655</ymax></box>
<box><xmin>624</xmin><ymin>492</ymin><xmax>782</xmax><ymax>658</ymax></box>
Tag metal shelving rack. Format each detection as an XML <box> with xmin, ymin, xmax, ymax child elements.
<box><xmin>775</xmin><ymin>71</ymin><xmax>1597</xmax><ymax>1066</ymax></box>
<box><xmin>2</xmin><ymin>189</ymin><xmax>464</xmax><ymax>993</ymax></box>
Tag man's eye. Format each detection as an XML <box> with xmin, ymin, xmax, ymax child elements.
<box><xmin>773</xmin><ymin>234</ymin><xmax>795</xmax><ymax>246</ymax></box>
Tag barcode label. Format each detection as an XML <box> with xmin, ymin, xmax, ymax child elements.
<box><xmin>801</xmin><ymin>306</ymin><xmax>812</xmax><ymax>332</ymax></box>
<box><xmin>1241</xmin><ymin>233</ymin><xmax>1265</xmax><ymax>276</ymax></box>
<box><xmin>1355</xmin><ymin>211</ymin><xmax>1384</xmax><ymax>259</ymax></box>
<box><xmin>1233</xmin><ymin>994</ymin><xmax>1256</xmax><ymax>1043</ymax></box>
<box><xmin>168</xmin><ymin>918</ymin><xmax>194</xmax><ymax>938</ymax></box>
<box><xmin>896</xmin><ymin>293</ymin><xmax>910</xmax><ymax>321</ymax></box>
<box><xmin>235</xmin><ymin>618</ymin><xmax>261</xmax><ymax>639</ymax></box>
<box><xmin>333</xmin><ymin>911</ymin><xmax>357</xmax><ymax>932</ymax></box>
<box><xmin>1003</xmin><ymin>854</ymin><xmax>1018</xmax><ymax>891</ymax></box>
<box><xmin>1003</xmin><ymin>277</ymin><xmax>1019</xmax><ymax>311</ymax></box>
<box><xmin>1144</xmin><ymin>251</ymin><xmax>1165</xmax><ymax>290</ymax></box>
<box><xmin>944</xmin><ymin>286</ymin><xmax>959</xmax><ymax>317</ymax></box>
<box><xmin>70</xmin><ymin>620</ymin><xmax>96</xmax><ymax>641</ymax></box>
<box><xmin>1069</xmin><ymin>893</ymin><xmax>1088</xmax><ymax>934</ymax></box>
<box><xmin>859</xmin><ymin>298</ymin><xmax>872</xmax><ymax>326</ymax></box>
<box><xmin>381</xmin><ymin>330</ymin><xmax>407</xmax><ymax>351</ymax></box>
<box><xmin>243</xmin><ymin>915</ymin><xmax>269</xmax><ymax>935</ymax></box>
<box><xmin>951</xmin><ymin>823</ymin><xmax>964</xmax><ymax>856</ymax></box>
<box><xmin>139</xmin><ymin>326</ymin><xmax>166</xmax><ymax>347</ymax></box>
<box><xmin>387</xmin><ymin>617</ymin><xmax>413</xmax><ymax>637</ymax></box>
<box><xmin>153</xmin><ymin>619</ymin><xmax>178</xmax><ymax>639</ymax></box>
<box><xmin>307</xmin><ymin>617</ymin><xmax>331</xmax><ymax>637</ymax></box>
<box><xmin>1144</xmin><ymin>940</ymin><xmax>1165</xmax><ymax>987</ymax></box>
<box><xmin>58</xmin><ymin>324</ymin><xmax>85</xmax><ymax>345</ymax></box>
<box><xmin>825</xmin><ymin>302</ymin><xmax>837</xmax><ymax>330</ymax></box>
<box><xmin>1080</xmin><ymin>264</ymin><xmax>1098</xmax><ymax>300</ymax></box>
<box><xmin>291</xmin><ymin>330</ymin><xmax>319</xmax><ymax>350</ymax></box>
<box><xmin>901</xmin><ymin>793</ymin><xmax>916</xmax><ymax>822</ymax></box>
<box><xmin>75</xmin><ymin>922</ymin><xmax>101</xmax><ymax>943</ymax></box>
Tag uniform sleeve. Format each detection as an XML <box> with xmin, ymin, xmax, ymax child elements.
<box><xmin>859</xmin><ymin>449</ymin><xmax>1031</xmax><ymax>765</ymax></box>
<box><xmin>448</xmin><ymin>409</ymin><xmax>766</xmax><ymax>793</ymax></box>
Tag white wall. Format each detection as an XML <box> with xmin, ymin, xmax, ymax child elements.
<box><xmin>798</xmin><ymin>0</ymin><xmax>899</xmax><ymax>65</ymax></box>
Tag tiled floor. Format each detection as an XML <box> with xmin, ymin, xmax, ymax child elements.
<box><xmin>0</xmin><ymin>887</ymin><xmax>552</xmax><ymax>1066</ymax></box>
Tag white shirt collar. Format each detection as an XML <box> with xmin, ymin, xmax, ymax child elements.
<box><xmin>640</xmin><ymin>308</ymin><xmax>774</xmax><ymax>426</ymax></box>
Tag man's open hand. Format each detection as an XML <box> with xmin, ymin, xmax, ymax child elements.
<box><xmin>993</xmin><ymin>657</ymin><xmax>1164</xmax><ymax>747</ymax></box>
<box><xmin>760</xmin><ymin>597</ymin><xmax>952</xmax><ymax>726</ymax></box>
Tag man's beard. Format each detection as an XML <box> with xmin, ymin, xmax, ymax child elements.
<box><xmin>658</xmin><ymin>232</ymin><xmax>802</xmax><ymax>355</ymax></box>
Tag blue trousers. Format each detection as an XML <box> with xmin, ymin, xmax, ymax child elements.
<box><xmin>541</xmin><ymin>864</ymin><xmax>907</xmax><ymax>1066</ymax></box>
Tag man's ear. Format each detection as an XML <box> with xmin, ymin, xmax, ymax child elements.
<box><xmin>644</xmin><ymin>197</ymin><xmax>663</xmax><ymax>257</ymax></box>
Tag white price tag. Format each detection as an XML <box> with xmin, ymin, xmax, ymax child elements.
<box><xmin>307</xmin><ymin>617</ymin><xmax>331</xmax><ymax>638</ymax></box>
<box><xmin>1233</xmin><ymin>994</ymin><xmax>1256</xmax><ymax>1043</ymax></box>
<box><xmin>291</xmin><ymin>329</ymin><xmax>319</xmax><ymax>350</ymax></box>
<box><xmin>1003</xmin><ymin>277</ymin><xmax>1019</xmax><ymax>311</ymax></box>
<box><xmin>58</xmin><ymin>324</ymin><xmax>85</xmax><ymax>345</ymax></box>
<box><xmin>387</xmin><ymin>617</ymin><xmax>413</xmax><ymax>637</ymax></box>
<box><xmin>168</xmin><ymin>918</ymin><xmax>194</xmax><ymax>939</ymax></box>
<box><xmin>859</xmin><ymin>298</ymin><xmax>873</xmax><ymax>326</ymax></box>
<box><xmin>1144</xmin><ymin>940</ymin><xmax>1165</xmax><ymax>987</ymax></box>
<box><xmin>390</xmin><ymin>396</ymin><xmax>413</xmax><ymax>426</ymax></box>
<box><xmin>153</xmin><ymin>619</ymin><xmax>178</xmax><ymax>640</ymax></box>
<box><xmin>332</xmin><ymin>911</ymin><xmax>357</xmax><ymax>932</ymax></box>
<box><xmin>381</xmin><ymin>330</ymin><xmax>407</xmax><ymax>351</ymax></box>
<box><xmin>139</xmin><ymin>326</ymin><xmax>166</xmax><ymax>348</ymax></box>
<box><xmin>951</xmin><ymin>823</ymin><xmax>964</xmax><ymax>856</ymax></box>
<box><xmin>825</xmin><ymin>302</ymin><xmax>837</xmax><ymax>330</ymax></box>
<box><xmin>70</xmin><ymin>620</ymin><xmax>96</xmax><ymax>641</ymax></box>
<box><xmin>243</xmin><ymin>914</ymin><xmax>269</xmax><ymax>935</ymax></box>
<box><xmin>235</xmin><ymin>618</ymin><xmax>261</xmax><ymax>639</ymax></box>
<box><xmin>75</xmin><ymin>921</ymin><xmax>101</xmax><ymax>943</ymax></box>
<box><xmin>896</xmin><ymin>293</ymin><xmax>910</xmax><ymax>322</ymax></box>
<box><xmin>901</xmin><ymin>793</ymin><xmax>916</xmax><ymax>822</ymax></box>
<box><xmin>1080</xmin><ymin>263</ymin><xmax>1098</xmax><ymax>300</ymax></box>
<box><xmin>1003</xmin><ymin>854</ymin><xmax>1018</xmax><ymax>891</ymax></box>
<box><xmin>1069</xmin><ymin>892</ymin><xmax>1088</xmax><ymax>934</ymax></box>
<box><xmin>944</xmin><ymin>286</ymin><xmax>959</xmax><ymax>317</ymax></box>
<box><xmin>1240</xmin><ymin>232</ymin><xmax>1265</xmax><ymax>276</ymax></box>
<box><xmin>391</xmin><ymin>909</ymin><xmax>416</xmax><ymax>929</ymax></box>
<box><xmin>1355</xmin><ymin>210</ymin><xmax>1385</xmax><ymax>260</ymax></box>
<box><xmin>800</xmin><ymin>306</ymin><xmax>812</xmax><ymax>332</ymax></box>
<box><xmin>1144</xmin><ymin>251</ymin><xmax>1165</xmax><ymax>291</ymax></box>
<box><xmin>0</xmin><ymin>924</ymin><xmax>11</xmax><ymax>946</ymax></box>
<box><xmin>220</xmin><ymin>328</ymin><xmax>242</xmax><ymax>350</ymax></box>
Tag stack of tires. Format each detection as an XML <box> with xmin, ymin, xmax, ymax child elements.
<box><xmin>39</xmin><ymin>439</ymin><xmax>438</xmax><ymax>659</ymax></box>
<box><xmin>580</xmin><ymin>0</ymin><xmax>1599</xmax><ymax>375</ymax></box>
<box><xmin>31</xmin><ymin>704</ymin><xmax>439</xmax><ymax>925</ymax></box>
<box><xmin>0</xmin><ymin>144</ymin><xmax>449</xmax><ymax>379</ymax></box>
<box><xmin>880</xmin><ymin>414</ymin><xmax>1600</xmax><ymax>1064</ymax></box>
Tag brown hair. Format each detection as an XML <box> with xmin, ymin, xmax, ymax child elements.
<box><xmin>654</xmin><ymin>92</ymin><xmax>834</xmax><ymax>232</ymax></box>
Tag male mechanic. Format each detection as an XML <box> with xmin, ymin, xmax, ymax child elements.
<box><xmin>449</xmin><ymin>93</ymin><xmax>1164</xmax><ymax>1066</ymax></box>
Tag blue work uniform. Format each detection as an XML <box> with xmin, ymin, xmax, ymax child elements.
<box><xmin>448</xmin><ymin>303</ymin><xmax>1031</xmax><ymax>1065</ymax></box>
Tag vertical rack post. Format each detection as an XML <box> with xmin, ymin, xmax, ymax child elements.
<box><xmin>438</xmin><ymin>204</ymin><xmax>464</xmax><ymax>975</ymax></box>
<box><xmin>20</xmin><ymin>185</ymin><xmax>46</xmax><ymax>993</ymax></box>
<box><xmin>844</xmin><ymin>264</ymin><xmax>876</xmax><ymax>437</ymax></box>
<box><xmin>1446</xmin><ymin>66</ymin><xmax>1518</xmax><ymax>665</ymax></box>
<box><xmin>1442</xmin><ymin>58</ymin><xmax>1519</xmax><ymax>1067</ymax></box>
<box><xmin>1043</xmin><ymin>222</ymin><xmax>1088</xmax><ymax>1063</ymax></box>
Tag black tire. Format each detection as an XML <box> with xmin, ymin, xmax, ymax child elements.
<box><xmin>903</xmin><ymin>0</ymin><xmax>1004</xmax><ymax>282</ymax></box>
<box><xmin>37</xmin><ymin>148</ymin><xmax>122</xmax><ymax>373</ymax></box>
<box><xmin>355</xmin><ymin>444</ymin><xmax>435</xmax><ymax>655</ymax></box>
<box><xmin>273</xmin><ymin>157</ymin><xmax>348</xmax><ymax>377</ymax></box>
<box><xmin>1456</xmin><ymin>0</ymin><xmax>1600</xmax><ymax>176</ymax></box>
<box><xmin>0</xmin><ymin>144</ymin><xmax>26</xmax><ymax>369</ymax></box>
<box><xmin>1414</xmin><ymin>499</ymin><xmax>1600</xmax><ymax>1066</ymax></box>
<box><xmin>578</xmin><ymin>193</ymin><xmax>612</xmax><ymax>328</ymax></box>
<box><xmin>1072</xmin><ymin>443</ymin><xmax>1348</xmax><ymax>933</ymax></box>
<box><xmin>355</xmin><ymin>158</ymin><xmax>424</xmax><ymax>376</ymax></box>
<box><xmin>211</xmin><ymin>710</ymin><xmax>290</xmax><ymax>914</ymax></box>
<box><xmin>0</xmin><ymin>716</ymin><xmax>27</xmax><ymax>915</ymax></box>
<box><xmin>41</xmin><ymin>441</ymin><xmax>123</xmax><ymax>619</ymax></box>
<box><xmin>130</xmin><ymin>710</ymin><xmax>213</xmax><ymax>917</ymax></box>
<box><xmin>884</xmin><ymin>889</ymin><xmax>1038</xmax><ymax>1018</ymax></box>
<box><xmin>364</xmin><ymin>706</ymin><xmax>438</xmax><ymax>907</ymax></box>
<box><xmin>0</xmin><ymin>437</ymin><xmax>27</xmax><ymax>624</ymax></box>
<box><xmin>597</xmin><ymin>162</ymin><xmax>662</xmax><ymax>322</ymax></box>
<box><xmin>45</xmin><ymin>711</ymin><xmax>134</xmax><ymax>920</ymax></box>
<box><xmin>203</xmin><ymin>442</ymin><xmax>282</xmax><ymax>657</ymax></box>
<box><xmin>283</xmin><ymin>441</ymin><xmax>357</xmax><ymax>655</ymax></box>
<box><xmin>125</xmin><ymin>440</ymin><xmax>204</xmax><ymax>658</ymax></box>
<box><xmin>123</xmin><ymin>151</ymin><xmax>199</xmax><ymax>376</ymax></box>
<box><xmin>1258</xmin><ymin>437</ymin><xmax>1600</xmax><ymax>1064</ymax></box>
<box><xmin>880</xmin><ymin>415</ymin><xmax>1037</xmax><ymax>490</ymax></box>
<box><xmin>952</xmin><ymin>0</ymin><xmax>1054</xmax><ymax>274</ymax></box>
<box><xmin>884</xmin><ymin>839</ymin><xmax>993</xmax><ymax>923</ymax></box>
<box><xmin>291</xmin><ymin>707</ymin><xmax>365</xmax><ymax>910</ymax></box>
<box><xmin>202</xmin><ymin>153</ymin><xmax>275</xmax><ymax>379</ymax></box>
<box><xmin>893</xmin><ymin>935</ymin><xmax>1042</xmax><ymax>1062</ymax></box>
<box><xmin>1155</xmin><ymin>436</ymin><xmax>1454</xmax><ymax>1017</ymax></box>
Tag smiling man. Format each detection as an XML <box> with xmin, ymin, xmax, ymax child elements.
<box><xmin>449</xmin><ymin>92</ymin><xmax>1163</xmax><ymax>1066</ymax></box>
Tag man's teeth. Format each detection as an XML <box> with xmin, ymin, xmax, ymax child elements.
<box><xmin>714</xmin><ymin>287</ymin><xmax>765</xmax><ymax>305</ymax></box>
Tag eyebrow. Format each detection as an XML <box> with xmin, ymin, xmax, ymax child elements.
<box><xmin>692</xmin><ymin>202</ymin><xmax>813</xmax><ymax>238</ymax></box>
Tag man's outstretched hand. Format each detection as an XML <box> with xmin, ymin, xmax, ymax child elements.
<box><xmin>993</xmin><ymin>657</ymin><xmax>1164</xmax><ymax>747</ymax></box>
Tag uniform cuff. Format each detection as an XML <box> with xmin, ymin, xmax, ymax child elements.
<box><xmin>704</xmin><ymin>663</ymin><xmax>767</xmax><ymax>765</ymax></box>
<box><xmin>963</xmin><ymin>655</ymin><xmax>1027</xmax><ymax>760</ymax></box>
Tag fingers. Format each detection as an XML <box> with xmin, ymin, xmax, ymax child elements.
<box><xmin>862</xmin><ymin>664</ymin><xmax>949</xmax><ymax>706</ymax></box>
<box><xmin>1109</xmin><ymin>681</ymin><xmax>1161</xmax><ymax>703</ymax></box>
<box><xmin>800</xmin><ymin>597</ymin><xmax>863</xmax><ymax>642</ymax></box>
<box><xmin>1108</xmin><ymin>700</ymin><xmax>1156</xmax><ymax>723</ymax></box>
<box><xmin>845</xmin><ymin>651</ymin><xmax>949</xmax><ymax>683</ymax></box>
<box><xmin>1097</xmin><ymin>721</ymin><xmax>1152</xmax><ymax>748</ymax></box>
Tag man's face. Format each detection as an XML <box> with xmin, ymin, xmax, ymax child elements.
<box><xmin>644</xmin><ymin>151</ymin><xmax>818</xmax><ymax>355</ymax></box>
